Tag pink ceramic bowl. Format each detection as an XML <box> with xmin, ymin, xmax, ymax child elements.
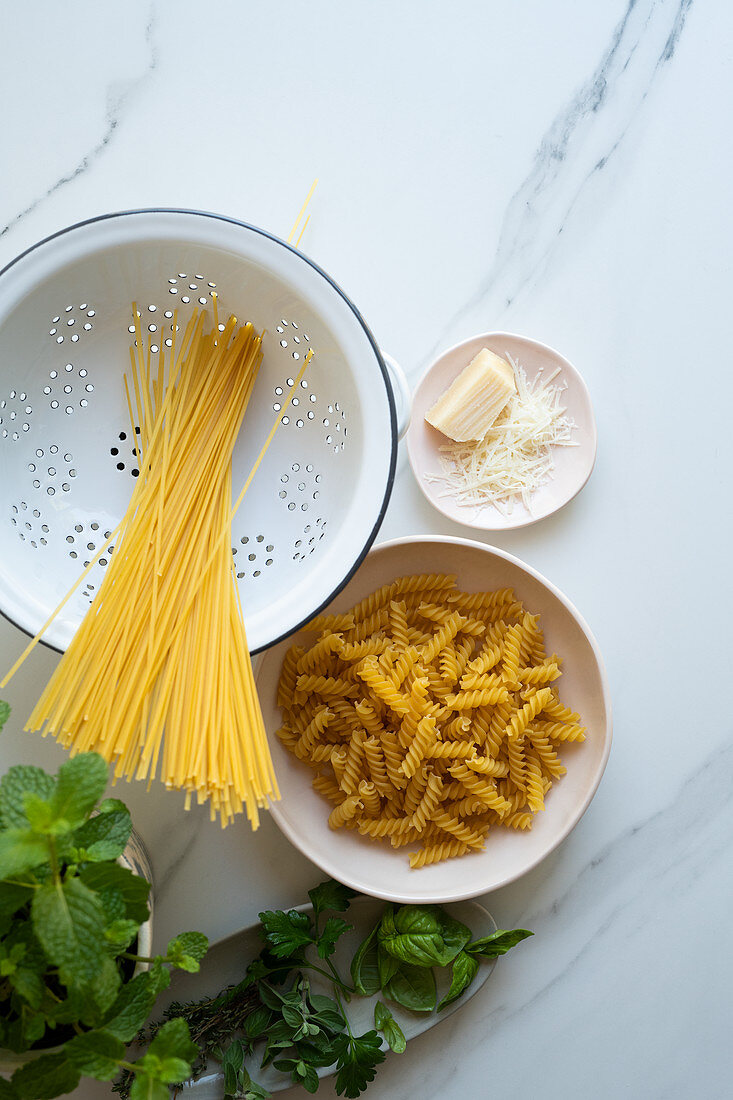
<box><xmin>407</xmin><ymin>332</ymin><xmax>597</xmax><ymax>531</ymax></box>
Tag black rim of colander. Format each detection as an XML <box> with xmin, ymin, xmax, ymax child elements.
<box><xmin>0</xmin><ymin>207</ymin><xmax>399</xmax><ymax>655</ymax></box>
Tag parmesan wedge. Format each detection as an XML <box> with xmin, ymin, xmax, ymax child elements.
<box><xmin>425</xmin><ymin>348</ymin><xmax>516</xmax><ymax>442</ymax></box>
<box><xmin>425</xmin><ymin>357</ymin><xmax>577</xmax><ymax>515</ymax></box>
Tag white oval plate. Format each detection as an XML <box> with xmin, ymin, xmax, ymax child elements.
<box><xmin>167</xmin><ymin>894</ymin><xmax>497</xmax><ymax>1096</ymax></box>
<box><xmin>406</xmin><ymin>332</ymin><xmax>597</xmax><ymax>530</ymax></box>
<box><xmin>258</xmin><ymin>535</ymin><xmax>612</xmax><ymax>904</ymax></box>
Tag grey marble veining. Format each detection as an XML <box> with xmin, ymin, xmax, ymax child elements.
<box><xmin>0</xmin><ymin>4</ymin><xmax>158</xmax><ymax>241</ymax></box>
<box><xmin>428</xmin><ymin>0</ymin><xmax>695</xmax><ymax>360</ymax></box>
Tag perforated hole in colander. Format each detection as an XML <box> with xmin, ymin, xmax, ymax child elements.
<box><xmin>230</xmin><ymin>532</ymin><xmax>276</xmax><ymax>580</ymax></box>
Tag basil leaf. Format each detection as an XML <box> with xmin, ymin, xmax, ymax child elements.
<box><xmin>465</xmin><ymin>928</ymin><xmax>534</xmax><ymax>958</ymax></box>
<box><xmin>437</xmin><ymin>950</ymin><xmax>479</xmax><ymax>1011</ymax></box>
<box><xmin>350</xmin><ymin>923</ymin><xmax>380</xmax><ymax>995</ymax></box>
<box><xmin>380</xmin><ymin>904</ymin><xmax>471</xmax><ymax>968</ymax></box>
<box><xmin>383</xmin><ymin>962</ymin><xmax>436</xmax><ymax>1012</ymax></box>
<box><xmin>374</xmin><ymin>1000</ymin><xmax>406</xmax><ymax>1053</ymax></box>
<box><xmin>377</xmin><ymin>943</ymin><xmax>401</xmax><ymax>989</ymax></box>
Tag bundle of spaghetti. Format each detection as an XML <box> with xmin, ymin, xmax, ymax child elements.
<box><xmin>22</xmin><ymin>304</ymin><xmax>283</xmax><ymax>827</ymax></box>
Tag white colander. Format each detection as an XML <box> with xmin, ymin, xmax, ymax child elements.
<box><xmin>0</xmin><ymin>209</ymin><xmax>410</xmax><ymax>654</ymax></box>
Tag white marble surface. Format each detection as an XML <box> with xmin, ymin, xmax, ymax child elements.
<box><xmin>1</xmin><ymin>1</ymin><xmax>731</xmax><ymax>1096</ymax></box>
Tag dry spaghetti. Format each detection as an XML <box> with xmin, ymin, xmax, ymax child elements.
<box><xmin>4</xmin><ymin>304</ymin><xmax>311</xmax><ymax>827</ymax></box>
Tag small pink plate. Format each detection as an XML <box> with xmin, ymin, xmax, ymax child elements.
<box><xmin>407</xmin><ymin>332</ymin><xmax>598</xmax><ymax>531</ymax></box>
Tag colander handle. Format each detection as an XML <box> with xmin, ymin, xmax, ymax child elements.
<box><xmin>381</xmin><ymin>352</ymin><xmax>411</xmax><ymax>440</ymax></box>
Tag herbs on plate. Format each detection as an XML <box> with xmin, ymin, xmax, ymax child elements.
<box><xmin>118</xmin><ymin>878</ymin><xmax>532</xmax><ymax>1099</ymax></box>
<box><xmin>0</xmin><ymin>742</ymin><xmax>208</xmax><ymax>1100</ymax></box>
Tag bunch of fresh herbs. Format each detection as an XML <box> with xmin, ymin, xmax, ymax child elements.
<box><xmin>0</xmin><ymin>737</ymin><xmax>208</xmax><ymax>1100</ymax></box>
<box><xmin>116</xmin><ymin>878</ymin><xmax>532</xmax><ymax>1099</ymax></box>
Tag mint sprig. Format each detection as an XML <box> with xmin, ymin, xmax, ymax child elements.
<box><xmin>0</xmin><ymin>740</ymin><xmax>208</xmax><ymax>1099</ymax></box>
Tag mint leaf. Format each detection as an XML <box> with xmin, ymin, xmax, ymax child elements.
<box><xmin>95</xmin><ymin>886</ymin><xmax>126</xmax><ymax>924</ymax></box>
<box><xmin>97</xmin><ymin>797</ymin><xmax>129</xmax><ymax>815</ymax></box>
<box><xmin>21</xmin><ymin>794</ymin><xmax>69</xmax><ymax>836</ymax></box>
<box><xmin>78</xmin><ymin>955</ymin><xmax>122</xmax><ymax>1024</ymax></box>
<box><xmin>71</xmin><ymin>806</ymin><xmax>131</xmax><ymax>861</ymax></box>
<box><xmin>102</xmin><ymin>971</ymin><xmax>157</xmax><ymax>1041</ymax></box>
<box><xmin>350</xmin><ymin>924</ymin><xmax>380</xmax><ymax>995</ymax></box>
<box><xmin>316</xmin><ymin>916</ymin><xmax>351</xmax><ymax>959</ymax></box>
<box><xmin>334</xmin><ymin>1031</ymin><xmax>385</xmax><ymax>1098</ymax></box>
<box><xmin>166</xmin><ymin>931</ymin><xmax>208</xmax><ymax>972</ymax></box>
<box><xmin>7</xmin><ymin>959</ymin><xmax>45</xmax><ymax>1009</ymax></box>
<box><xmin>0</xmin><ymin>881</ymin><xmax>34</xmax><ymax>925</ymax></box>
<box><xmin>66</xmin><ymin>1029</ymin><xmax>126</xmax><ymax>1080</ymax></box>
<box><xmin>465</xmin><ymin>927</ymin><xmax>534</xmax><ymax>958</ymax></box>
<box><xmin>51</xmin><ymin>753</ymin><xmax>108</xmax><ymax>828</ymax></box>
<box><xmin>147</xmin><ymin>957</ymin><xmax>172</xmax><ymax>996</ymax></box>
<box><xmin>31</xmin><ymin>877</ymin><xmax>107</xmax><ymax>985</ymax></box>
<box><xmin>0</xmin><ymin>1076</ymin><xmax>19</xmax><ymax>1100</ymax></box>
<box><xmin>258</xmin><ymin>909</ymin><xmax>313</xmax><ymax>958</ymax></box>
<box><xmin>0</xmin><ymin>700</ymin><xmax>10</xmax><ymax>733</ymax></box>
<box><xmin>0</xmin><ymin>765</ymin><xmax>55</xmax><ymax>828</ymax></box>
<box><xmin>129</xmin><ymin>1076</ymin><xmax>169</xmax><ymax>1100</ymax></box>
<box><xmin>0</xmin><ymin>828</ymin><xmax>50</xmax><ymax>879</ymax></box>
<box><xmin>78</xmin><ymin>860</ymin><xmax>150</xmax><ymax>924</ymax></box>
<box><xmin>308</xmin><ymin>879</ymin><xmax>357</xmax><ymax>923</ymax></box>
<box><xmin>156</xmin><ymin>1058</ymin><xmax>191</xmax><ymax>1085</ymax></box>
<box><xmin>104</xmin><ymin>918</ymin><xmax>140</xmax><ymax>950</ymax></box>
<box><xmin>437</xmin><ymin>950</ymin><xmax>479</xmax><ymax>1011</ymax></box>
<box><xmin>10</xmin><ymin>1053</ymin><xmax>80</xmax><ymax>1099</ymax></box>
<box><xmin>383</xmin><ymin>962</ymin><xmax>436</xmax><ymax>1012</ymax></box>
<box><xmin>374</xmin><ymin>1000</ymin><xmax>406</xmax><ymax>1053</ymax></box>
<box><xmin>147</xmin><ymin>1017</ymin><xmax>198</xmax><ymax>1065</ymax></box>
<box><xmin>132</xmin><ymin>1022</ymin><xmax>195</xmax><ymax>1089</ymax></box>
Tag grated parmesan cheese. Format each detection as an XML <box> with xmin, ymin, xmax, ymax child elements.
<box><xmin>424</xmin><ymin>355</ymin><xmax>577</xmax><ymax>516</ymax></box>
